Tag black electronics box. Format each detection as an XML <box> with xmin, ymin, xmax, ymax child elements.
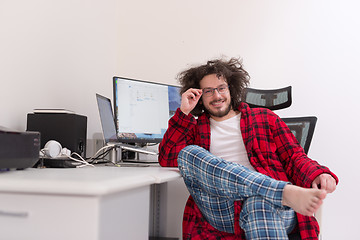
<box><xmin>0</xmin><ymin>127</ymin><xmax>40</xmax><ymax>169</ymax></box>
<box><xmin>26</xmin><ymin>113</ymin><xmax>87</xmax><ymax>158</ymax></box>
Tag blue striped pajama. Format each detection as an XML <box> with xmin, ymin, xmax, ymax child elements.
<box><xmin>178</xmin><ymin>145</ymin><xmax>297</xmax><ymax>239</ymax></box>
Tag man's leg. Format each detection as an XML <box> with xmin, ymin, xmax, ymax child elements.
<box><xmin>177</xmin><ymin>145</ymin><xmax>288</xmax><ymax>233</ymax></box>
<box><xmin>240</xmin><ymin>196</ymin><xmax>297</xmax><ymax>240</ymax></box>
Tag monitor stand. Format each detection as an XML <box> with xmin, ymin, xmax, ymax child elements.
<box><xmin>108</xmin><ymin>143</ymin><xmax>157</xmax><ymax>165</ymax></box>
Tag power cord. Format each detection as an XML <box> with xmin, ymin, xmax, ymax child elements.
<box><xmin>39</xmin><ymin>147</ymin><xmax>94</xmax><ymax>168</ymax></box>
<box><xmin>86</xmin><ymin>145</ymin><xmax>115</xmax><ymax>164</ymax></box>
<box><xmin>40</xmin><ymin>144</ymin><xmax>158</xmax><ymax>168</ymax></box>
<box><xmin>68</xmin><ymin>152</ymin><xmax>94</xmax><ymax>168</ymax></box>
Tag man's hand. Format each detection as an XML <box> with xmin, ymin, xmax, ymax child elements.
<box><xmin>312</xmin><ymin>173</ymin><xmax>337</xmax><ymax>193</ymax></box>
<box><xmin>180</xmin><ymin>88</ymin><xmax>203</xmax><ymax>115</ymax></box>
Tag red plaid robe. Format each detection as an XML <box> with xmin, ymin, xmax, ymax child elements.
<box><xmin>158</xmin><ymin>102</ymin><xmax>338</xmax><ymax>240</ymax></box>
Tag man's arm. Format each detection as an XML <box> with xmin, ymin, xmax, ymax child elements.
<box><xmin>272</xmin><ymin>113</ymin><xmax>339</xmax><ymax>188</ymax></box>
<box><xmin>158</xmin><ymin>88</ymin><xmax>203</xmax><ymax>167</ymax></box>
<box><xmin>158</xmin><ymin>108</ymin><xmax>196</xmax><ymax>167</ymax></box>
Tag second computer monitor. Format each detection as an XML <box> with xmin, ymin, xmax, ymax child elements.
<box><xmin>113</xmin><ymin>76</ymin><xmax>181</xmax><ymax>144</ymax></box>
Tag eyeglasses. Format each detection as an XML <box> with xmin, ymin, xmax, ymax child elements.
<box><xmin>202</xmin><ymin>84</ymin><xmax>229</xmax><ymax>97</ymax></box>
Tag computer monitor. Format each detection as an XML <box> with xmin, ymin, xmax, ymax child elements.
<box><xmin>113</xmin><ymin>76</ymin><xmax>181</xmax><ymax>144</ymax></box>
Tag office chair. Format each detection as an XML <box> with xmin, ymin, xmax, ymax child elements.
<box><xmin>282</xmin><ymin>117</ymin><xmax>317</xmax><ymax>155</ymax></box>
<box><xmin>243</xmin><ymin>86</ymin><xmax>319</xmax><ymax>240</ymax></box>
<box><xmin>242</xmin><ymin>86</ymin><xmax>292</xmax><ymax>110</ymax></box>
<box><xmin>243</xmin><ymin>86</ymin><xmax>317</xmax><ymax>154</ymax></box>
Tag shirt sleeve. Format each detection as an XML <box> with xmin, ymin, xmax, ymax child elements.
<box><xmin>158</xmin><ymin>108</ymin><xmax>197</xmax><ymax>167</ymax></box>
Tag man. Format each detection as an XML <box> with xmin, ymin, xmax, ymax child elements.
<box><xmin>158</xmin><ymin>57</ymin><xmax>338</xmax><ymax>239</ymax></box>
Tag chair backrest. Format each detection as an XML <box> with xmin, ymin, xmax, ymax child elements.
<box><xmin>281</xmin><ymin>116</ymin><xmax>317</xmax><ymax>154</ymax></box>
<box><xmin>242</xmin><ymin>86</ymin><xmax>292</xmax><ymax>110</ymax></box>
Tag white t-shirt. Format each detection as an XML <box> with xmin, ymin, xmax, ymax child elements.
<box><xmin>209</xmin><ymin>113</ymin><xmax>255</xmax><ymax>171</ymax></box>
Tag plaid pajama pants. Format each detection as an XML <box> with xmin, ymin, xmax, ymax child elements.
<box><xmin>178</xmin><ymin>145</ymin><xmax>297</xmax><ymax>239</ymax></box>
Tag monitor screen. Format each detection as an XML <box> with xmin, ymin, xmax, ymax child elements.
<box><xmin>113</xmin><ymin>76</ymin><xmax>181</xmax><ymax>144</ymax></box>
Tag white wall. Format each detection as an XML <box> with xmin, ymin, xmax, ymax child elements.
<box><xmin>1</xmin><ymin>0</ymin><xmax>358</xmax><ymax>239</ymax></box>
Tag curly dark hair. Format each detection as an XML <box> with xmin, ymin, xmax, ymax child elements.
<box><xmin>177</xmin><ymin>57</ymin><xmax>250</xmax><ymax>116</ymax></box>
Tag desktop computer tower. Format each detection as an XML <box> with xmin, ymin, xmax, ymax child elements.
<box><xmin>26</xmin><ymin>113</ymin><xmax>87</xmax><ymax>158</ymax></box>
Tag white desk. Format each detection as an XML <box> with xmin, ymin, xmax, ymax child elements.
<box><xmin>0</xmin><ymin>166</ymin><xmax>186</xmax><ymax>240</ymax></box>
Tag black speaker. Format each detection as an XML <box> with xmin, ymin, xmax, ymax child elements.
<box><xmin>26</xmin><ymin>113</ymin><xmax>87</xmax><ymax>158</ymax></box>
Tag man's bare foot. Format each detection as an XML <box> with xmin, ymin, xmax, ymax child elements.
<box><xmin>282</xmin><ymin>184</ymin><xmax>327</xmax><ymax>216</ymax></box>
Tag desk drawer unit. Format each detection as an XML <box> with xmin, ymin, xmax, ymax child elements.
<box><xmin>0</xmin><ymin>193</ymin><xmax>98</xmax><ymax>240</ymax></box>
<box><xmin>0</xmin><ymin>185</ymin><xmax>150</xmax><ymax>240</ymax></box>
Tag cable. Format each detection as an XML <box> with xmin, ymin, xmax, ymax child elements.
<box><xmin>86</xmin><ymin>146</ymin><xmax>113</xmax><ymax>163</ymax></box>
<box><xmin>39</xmin><ymin>144</ymin><xmax>157</xmax><ymax>167</ymax></box>
<box><xmin>87</xmin><ymin>145</ymin><xmax>115</xmax><ymax>163</ymax></box>
<box><xmin>68</xmin><ymin>152</ymin><xmax>94</xmax><ymax>168</ymax></box>
<box><xmin>91</xmin><ymin>148</ymin><xmax>111</xmax><ymax>159</ymax></box>
<box><xmin>39</xmin><ymin>147</ymin><xmax>97</xmax><ymax>168</ymax></box>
